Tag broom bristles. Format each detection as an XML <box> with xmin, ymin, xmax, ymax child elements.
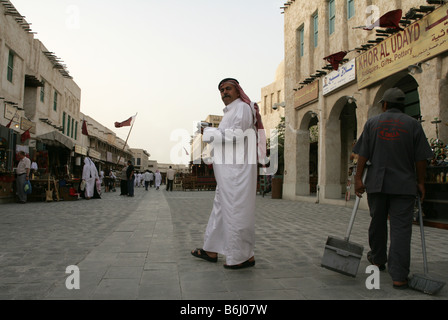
<box><xmin>409</xmin><ymin>274</ymin><xmax>446</xmax><ymax>295</ymax></box>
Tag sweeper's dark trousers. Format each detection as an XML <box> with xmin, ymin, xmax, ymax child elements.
<box><xmin>367</xmin><ymin>193</ymin><xmax>415</xmax><ymax>282</ymax></box>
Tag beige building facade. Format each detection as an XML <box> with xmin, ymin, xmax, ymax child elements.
<box><xmin>0</xmin><ymin>1</ymin><xmax>134</xmax><ymax>179</ymax></box>
<box><xmin>130</xmin><ymin>148</ymin><xmax>151</xmax><ymax>172</ymax></box>
<box><xmin>83</xmin><ymin>114</ymin><xmax>133</xmax><ymax>168</ymax></box>
<box><xmin>0</xmin><ymin>0</ymin><xmax>83</xmax><ymax>176</ymax></box>
<box><xmin>283</xmin><ymin>0</ymin><xmax>448</xmax><ymax>208</ymax></box>
<box><xmin>260</xmin><ymin>60</ymin><xmax>286</xmax><ymax>133</ymax></box>
<box><xmin>191</xmin><ymin>114</ymin><xmax>223</xmax><ymax>164</ymax></box>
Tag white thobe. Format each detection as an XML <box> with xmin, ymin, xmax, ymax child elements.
<box><xmin>202</xmin><ymin>98</ymin><xmax>258</xmax><ymax>265</ymax></box>
<box><xmin>82</xmin><ymin>157</ymin><xmax>99</xmax><ymax>198</ymax></box>
<box><xmin>155</xmin><ymin>172</ymin><xmax>162</xmax><ymax>187</ymax></box>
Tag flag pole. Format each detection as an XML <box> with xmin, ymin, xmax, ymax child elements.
<box><xmin>6</xmin><ymin>110</ymin><xmax>18</xmax><ymax>128</ymax></box>
<box><xmin>116</xmin><ymin>113</ymin><xmax>137</xmax><ymax>167</ymax></box>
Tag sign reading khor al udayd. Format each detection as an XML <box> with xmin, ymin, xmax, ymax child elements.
<box><xmin>356</xmin><ymin>3</ymin><xmax>448</xmax><ymax>89</ymax></box>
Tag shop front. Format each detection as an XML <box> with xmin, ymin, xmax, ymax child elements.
<box><xmin>23</xmin><ymin>130</ymin><xmax>77</xmax><ymax>202</ymax></box>
<box><xmin>354</xmin><ymin>4</ymin><xmax>448</xmax><ymax>227</ymax></box>
<box><xmin>286</xmin><ymin>58</ymin><xmax>359</xmax><ymax>205</ymax></box>
<box><xmin>0</xmin><ymin>127</ymin><xmax>16</xmax><ymax>203</ymax></box>
<box><xmin>36</xmin><ymin>131</ymin><xmax>74</xmax><ymax>178</ymax></box>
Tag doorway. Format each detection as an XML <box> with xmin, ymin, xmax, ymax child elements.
<box><xmin>394</xmin><ymin>75</ymin><xmax>421</xmax><ymax>120</ymax></box>
<box><xmin>309</xmin><ymin>115</ymin><xmax>318</xmax><ymax>193</ymax></box>
<box><xmin>340</xmin><ymin>101</ymin><xmax>358</xmax><ymax>200</ymax></box>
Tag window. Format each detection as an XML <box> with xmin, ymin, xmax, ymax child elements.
<box><xmin>74</xmin><ymin>121</ymin><xmax>78</xmax><ymax>140</ymax></box>
<box><xmin>40</xmin><ymin>81</ymin><xmax>45</xmax><ymax>102</ymax></box>
<box><xmin>71</xmin><ymin>118</ymin><xmax>74</xmax><ymax>138</ymax></box>
<box><xmin>347</xmin><ymin>0</ymin><xmax>355</xmax><ymax>19</ymax></box>
<box><xmin>264</xmin><ymin>96</ymin><xmax>268</xmax><ymax>115</ymax></box>
<box><xmin>53</xmin><ymin>91</ymin><xmax>58</xmax><ymax>111</ymax></box>
<box><xmin>62</xmin><ymin>112</ymin><xmax>66</xmax><ymax>134</ymax></box>
<box><xmin>7</xmin><ymin>51</ymin><xmax>14</xmax><ymax>82</ymax></box>
<box><xmin>313</xmin><ymin>13</ymin><xmax>319</xmax><ymax>48</ymax></box>
<box><xmin>67</xmin><ymin>115</ymin><xmax>71</xmax><ymax>137</ymax></box>
<box><xmin>329</xmin><ymin>0</ymin><xmax>335</xmax><ymax>35</ymax></box>
<box><xmin>299</xmin><ymin>27</ymin><xmax>305</xmax><ymax>57</ymax></box>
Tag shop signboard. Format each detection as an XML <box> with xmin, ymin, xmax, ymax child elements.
<box><xmin>88</xmin><ymin>149</ymin><xmax>101</xmax><ymax>160</ymax></box>
<box><xmin>356</xmin><ymin>3</ymin><xmax>448</xmax><ymax>89</ymax></box>
<box><xmin>3</xmin><ymin>104</ymin><xmax>20</xmax><ymax>127</ymax></box>
<box><xmin>20</xmin><ymin>118</ymin><xmax>36</xmax><ymax>134</ymax></box>
<box><xmin>323</xmin><ymin>59</ymin><xmax>356</xmax><ymax>96</ymax></box>
<box><xmin>74</xmin><ymin>145</ymin><xmax>87</xmax><ymax>156</ymax></box>
<box><xmin>106</xmin><ymin>132</ymin><xmax>115</xmax><ymax>145</ymax></box>
<box><xmin>295</xmin><ymin>80</ymin><xmax>319</xmax><ymax>109</ymax></box>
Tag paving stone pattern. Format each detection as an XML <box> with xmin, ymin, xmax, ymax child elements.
<box><xmin>0</xmin><ymin>187</ymin><xmax>447</xmax><ymax>300</ymax></box>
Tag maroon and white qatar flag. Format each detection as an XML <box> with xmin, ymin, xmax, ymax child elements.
<box><xmin>21</xmin><ymin>128</ymin><xmax>31</xmax><ymax>143</ymax></box>
<box><xmin>82</xmin><ymin>119</ymin><xmax>89</xmax><ymax>136</ymax></box>
<box><xmin>323</xmin><ymin>51</ymin><xmax>348</xmax><ymax>71</ymax></box>
<box><xmin>114</xmin><ymin>114</ymin><xmax>137</xmax><ymax>128</ymax></box>
<box><xmin>364</xmin><ymin>9</ymin><xmax>403</xmax><ymax>31</ymax></box>
<box><xmin>5</xmin><ymin>118</ymin><xmax>13</xmax><ymax>128</ymax></box>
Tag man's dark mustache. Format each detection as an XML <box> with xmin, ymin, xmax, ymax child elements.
<box><xmin>223</xmin><ymin>95</ymin><xmax>231</xmax><ymax>98</ymax></box>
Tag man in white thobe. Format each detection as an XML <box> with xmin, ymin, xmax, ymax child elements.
<box><xmin>82</xmin><ymin>157</ymin><xmax>99</xmax><ymax>199</ymax></box>
<box><xmin>191</xmin><ymin>78</ymin><xmax>265</xmax><ymax>269</ymax></box>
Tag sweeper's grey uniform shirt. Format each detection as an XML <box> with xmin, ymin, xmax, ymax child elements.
<box><xmin>353</xmin><ymin>109</ymin><xmax>433</xmax><ymax>195</ymax></box>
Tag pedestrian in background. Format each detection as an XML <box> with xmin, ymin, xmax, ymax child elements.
<box><xmin>109</xmin><ymin>169</ymin><xmax>117</xmax><ymax>192</ymax></box>
<box><xmin>99</xmin><ymin>169</ymin><xmax>104</xmax><ymax>188</ymax></box>
<box><xmin>126</xmin><ymin>160</ymin><xmax>135</xmax><ymax>197</ymax></box>
<box><xmin>120</xmin><ymin>164</ymin><xmax>128</xmax><ymax>196</ymax></box>
<box><xmin>104</xmin><ymin>167</ymin><xmax>111</xmax><ymax>192</ymax></box>
<box><xmin>135</xmin><ymin>171</ymin><xmax>141</xmax><ymax>188</ymax></box>
<box><xmin>155</xmin><ymin>170</ymin><xmax>162</xmax><ymax>190</ymax></box>
<box><xmin>16</xmin><ymin>151</ymin><xmax>31</xmax><ymax>204</ymax></box>
<box><xmin>143</xmin><ymin>170</ymin><xmax>151</xmax><ymax>191</ymax></box>
<box><xmin>138</xmin><ymin>171</ymin><xmax>143</xmax><ymax>187</ymax></box>
<box><xmin>354</xmin><ymin>87</ymin><xmax>433</xmax><ymax>289</ymax></box>
<box><xmin>30</xmin><ymin>157</ymin><xmax>38</xmax><ymax>179</ymax></box>
<box><xmin>166</xmin><ymin>166</ymin><xmax>176</xmax><ymax>191</ymax></box>
<box><xmin>149</xmin><ymin>171</ymin><xmax>154</xmax><ymax>188</ymax></box>
<box><xmin>82</xmin><ymin>157</ymin><xmax>99</xmax><ymax>200</ymax></box>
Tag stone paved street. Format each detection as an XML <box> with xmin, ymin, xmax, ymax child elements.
<box><xmin>0</xmin><ymin>186</ymin><xmax>447</xmax><ymax>301</ymax></box>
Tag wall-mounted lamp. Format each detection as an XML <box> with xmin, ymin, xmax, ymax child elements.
<box><xmin>347</xmin><ymin>97</ymin><xmax>357</xmax><ymax>104</ymax></box>
<box><xmin>272</xmin><ymin>102</ymin><xmax>286</xmax><ymax>110</ymax></box>
<box><xmin>408</xmin><ymin>62</ymin><xmax>429</xmax><ymax>75</ymax></box>
<box><xmin>346</xmin><ymin>92</ymin><xmax>362</xmax><ymax>104</ymax></box>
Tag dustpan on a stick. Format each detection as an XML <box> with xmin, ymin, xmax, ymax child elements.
<box><xmin>321</xmin><ymin>165</ymin><xmax>368</xmax><ymax>277</ymax></box>
<box><xmin>408</xmin><ymin>197</ymin><xmax>445</xmax><ymax>295</ymax></box>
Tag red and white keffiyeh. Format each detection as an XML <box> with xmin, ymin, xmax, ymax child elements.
<box><xmin>219</xmin><ymin>79</ymin><xmax>267</xmax><ymax>164</ymax></box>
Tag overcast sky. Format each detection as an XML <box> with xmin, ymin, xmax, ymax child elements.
<box><xmin>12</xmin><ymin>0</ymin><xmax>285</xmax><ymax>164</ymax></box>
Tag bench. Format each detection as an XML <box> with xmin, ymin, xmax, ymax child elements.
<box><xmin>196</xmin><ymin>176</ymin><xmax>216</xmax><ymax>191</ymax></box>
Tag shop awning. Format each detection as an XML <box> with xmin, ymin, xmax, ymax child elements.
<box><xmin>25</xmin><ymin>74</ymin><xmax>44</xmax><ymax>88</ymax></box>
<box><xmin>37</xmin><ymin>131</ymin><xmax>74</xmax><ymax>150</ymax></box>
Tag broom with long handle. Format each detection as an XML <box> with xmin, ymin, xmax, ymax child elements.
<box><xmin>408</xmin><ymin>196</ymin><xmax>446</xmax><ymax>295</ymax></box>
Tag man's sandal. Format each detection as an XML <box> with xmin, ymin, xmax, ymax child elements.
<box><xmin>191</xmin><ymin>248</ymin><xmax>218</xmax><ymax>263</ymax></box>
<box><xmin>224</xmin><ymin>259</ymin><xmax>255</xmax><ymax>270</ymax></box>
